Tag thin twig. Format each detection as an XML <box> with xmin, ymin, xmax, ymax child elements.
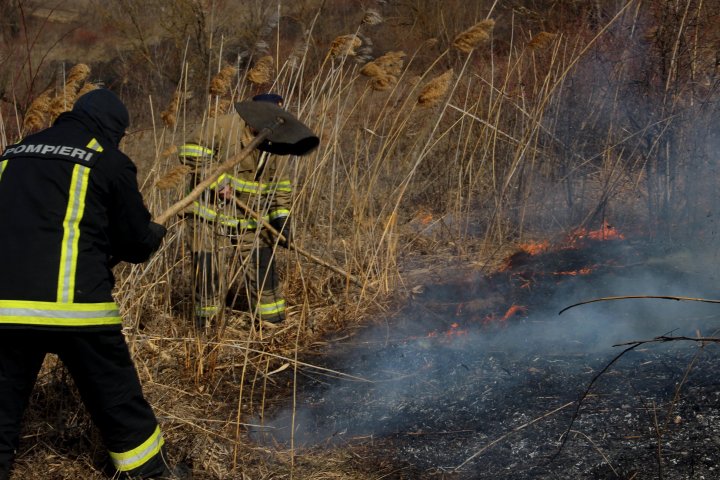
<box><xmin>569</xmin><ymin>430</ymin><xmax>619</xmax><ymax>477</ymax></box>
<box><xmin>559</xmin><ymin>295</ymin><xmax>720</xmax><ymax>315</ymax></box>
<box><xmin>552</xmin><ymin>342</ymin><xmax>643</xmax><ymax>461</ymax></box>
<box><xmin>453</xmin><ymin>401</ymin><xmax>574</xmax><ymax>472</ymax></box>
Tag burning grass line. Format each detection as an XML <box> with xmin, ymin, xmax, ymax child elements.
<box><xmin>558</xmin><ymin>295</ymin><xmax>720</xmax><ymax>315</ymax></box>
<box><xmin>452</xmin><ymin>401</ymin><xmax>574</xmax><ymax>472</ymax></box>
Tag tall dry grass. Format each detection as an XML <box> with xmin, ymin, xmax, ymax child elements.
<box><xmin>2</xmin><ymin>0</ymin><xmax>720</xmax><ymax>478</ymax></box>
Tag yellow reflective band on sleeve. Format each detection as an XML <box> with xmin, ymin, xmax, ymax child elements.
<box><xmin>209</xmin><ymin>173</ymin><xmax>230</xmax><ymax>190</ymax></box>
<box><xmin>109</xmin><ymin>425</ymin><xmax>164</xmax><ymax>472</ymax></box>
<box><xmin>226</xmin><ymin>175</ymin><xmax>262</xmax><ymax>194</ymax></box>
<box><xmin>189</xmin><ymin>201</ymin><xmax>259</xmax><ymax>229</ymax></box>
<box><xmin>0</xmin><ymin>300</ymin><xmax>122</xmax><ymax>327</ymax></box>
<box><xmin>178</xmin><ymin>143</ymin><xmax>213</xmax><ymax>157</ymax></box>
<box><xmin>57</xmin><ymin>164</ymin><xmax>91</xmax><ymax>303</ymax></box>
<box><xmin>86</xmin><ymin>138</ymin><xmax>104</xmax><ymax>152</ymax></box>
<box><xmin>264</xmin><ymin>180</ymin><xmax>292</xmax><ymax>193</ymax></box>
<box><xmin>268</xmin><ymin>209</ymin><xmax>290</xmax><ymax>221</ymax></box>
<box><xmin>0</xmin><ymin>160</ymin><xmax>7</xmax><ymax>180</ymax></box>
<box><xmin>195</xmin><ymin>305</ymin><xmax>220</xmax><ymax>318</ymax></box>
<box><xmin>258</xmin><ymin>299</ymin><xmax>286</xmax><ymax>316</ymax></box>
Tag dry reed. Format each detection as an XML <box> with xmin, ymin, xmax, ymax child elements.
<box><xmin>210</xmin><ymin>65</ymin><xmax>237</xmax><ymax>96</ymax></box>
<box><xmin>329</xmin><ymin>34</ymin><xmax>361</xmax><ymax>57</ymax></box>
<box><xmin>418</xmin><ymin>69</ymin><xmax>454</xmax><ymax>106</ymax></box>
<box><xmin>452</xmin><ymin>19</ymin><xmax>495</xmax><ymax>53</ymax></box>
<box><xmin>248</xmin><ymin>56</ymin><xmax>274</xmax><ymax>85</ymax></box>
<box><xmin>528</xmin><ymin>32</ymin><xmax>558</xmax><ymax>50</ymax></box>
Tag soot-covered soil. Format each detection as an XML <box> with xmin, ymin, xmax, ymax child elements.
<box><xmin>255</xmin><ymin>238</ymin><xmax>720</xmax><ymax>479</ymax></box>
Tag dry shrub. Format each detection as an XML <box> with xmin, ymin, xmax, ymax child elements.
<box><xmin>23</xmin><ymin>87</ymin><xmax>54</xmax><ymax>131</ymax></box>
<box><xmin>209</xmin><ymin>64</ymin><xmax>237</xmax><ymax>96</ymax></box>
<box><xmin>528</xmin><ymin>31</ymin><xmax>557</xmax><ymax>49</ymax></box>
<box><xmin>329</xmin><ymin>34</ymin><xmax>361</xmax><ymax>57</ymax></box>
<box><xmin>418</xmin><ymin>69</ymin><xmax>454</xmax><ymax>107</ymax></box>
<box><xmin>452</xmin><ymin>19</ymin><xmax>495</xmax><ymax>53</ymax></box>
<box><xmin>248</xmin><ymin>56</ymin><xmax>274</xmax><ymax>85</ymax></box>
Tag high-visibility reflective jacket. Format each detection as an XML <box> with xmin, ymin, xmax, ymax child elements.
<box><xmin>178</xmin><ymin>113</ymin><xmax>292</xmax><ymax>229</ymax></box>
<box><xmin>0</xmin><ymin>110</ymin><xmax>162</xmax><ymax>330</ymax></box>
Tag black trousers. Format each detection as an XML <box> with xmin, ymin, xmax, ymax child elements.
<box><xmin>0</xmin><ymin>329</ymin><xmax>167</xmax><ymax>479</ymax></box>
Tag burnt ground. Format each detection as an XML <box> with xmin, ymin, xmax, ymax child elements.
<box><xmin>253</xmin><ymin>237</ymin><xmax>720</xmax><ymax>479</ymax></box>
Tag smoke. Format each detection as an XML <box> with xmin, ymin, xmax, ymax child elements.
<box><xmin>251</xmin><ymin>240</ymin><xmax>720</xmax><ymax>455</ymax></box>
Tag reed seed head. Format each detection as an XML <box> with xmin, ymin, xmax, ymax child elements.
<box><xmin>156</xmin><ymin>164</ymin><xmax>192</xmax><ymax>190</ymax></box>
<box><xmin>248</xmin><ymin>56</ymin><xmax>274</xmax><ymax>85</ymax></box>
<box><xmin>362</xmin><ymin>9</ymin><xmax>383</xmax><ymax>25</ymax></box>
<box><xmin>67</xmin><ymin>63</ymin><xmax>91</xmax><ymax>84</ymax></box>
<box><xmin>209</xmin><ymin>65</ymin><xmax>237</xmax><ymax>96</ymax></box>
<box><xmin>23</xmin><ymin>88</ymin><xmax>54</xmax><ymax>131</ymax></box>
<box><xmin>418</xmin><ymin>69</ymin><xmax>454</xmax><ymax>107</ymax></box>
<box><xmin>528</xmin><ymin>32</ymin><xmax>557</xmax><ymax>50</ymax></box>
<box><xmin>329</xmin><ymin>34</ymin><xmax>361</xmax><ymax>58</ymax></box>
<box><xmin>76</xmin><ymin>82</ymin><xmax>100</xmax><ymax>97</ymax></box>
<box><xmin>160</xmin><ymin>91</ymin><xmax>181</xmax><ymax>129</ymax></box>
<box><xmin>453</xmin><ymin>19</ymin><xmax>495</xmax><ymax>53</ymax></box>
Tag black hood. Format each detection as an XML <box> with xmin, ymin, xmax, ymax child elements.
<box><xmin>70</xmin><ymin>89</ymin><xmax>130</xmax><ymax>147</ymax></box>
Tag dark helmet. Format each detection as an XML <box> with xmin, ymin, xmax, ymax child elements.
<box><xmin>251</xmin><ymin>93</ymin><xmax>284</xmax><ymax>106</ymax></box>
<box><xmin>72</xmin><ymin>89</ymin><xmax>129</xmax><ymax>147</ymax></box>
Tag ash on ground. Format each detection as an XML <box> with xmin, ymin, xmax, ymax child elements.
<box><xmin>253</xmin><ymin>239</ymin><xmax>720</xmax><ymax>479</ymax></box>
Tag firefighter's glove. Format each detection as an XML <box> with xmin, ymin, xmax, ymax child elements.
<box><xmin>148</xmin><ymin>221</ymin><xmax>168</xmax><ymax>252</ymax></box>
<box><xmin>270</xmin><ymin>217</ymin><xmax>292</xmax><ymax>248</ymax></box>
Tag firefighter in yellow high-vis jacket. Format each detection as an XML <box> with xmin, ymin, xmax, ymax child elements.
<box><xmin>179</xmin><ymin>93</ymin><xmax>292</xmax><ymax>328</ymax></box>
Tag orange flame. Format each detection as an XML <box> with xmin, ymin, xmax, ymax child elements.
<box><xmin>553</xmin><ymin>267</ymin><xmax>593</xmax><ymax>276</ymax></box>
<box><xmin>519</xmin><ymin>240</ymin><xmax>550</xmax><ymax>255</ymax></box>
<box><xmin>570</xmin><ymin>220</ymin><xmax>624</xmax><ymax>243</ymax></box>
<box><xmin>502</xmin><ymin>305</ymin><xmax>527</xmax><ymax>321</ymax></box>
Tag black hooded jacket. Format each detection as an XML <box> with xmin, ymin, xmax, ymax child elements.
<box><xmin>0</xmin><ymin>89</ymin><xmax>163</xmax><ymax>330</ymax></box>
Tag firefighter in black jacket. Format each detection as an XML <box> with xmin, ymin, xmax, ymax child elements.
<box><xmin>0</xmin><ymin>90</ymin><xmax>185</xmax><ymax>479</ymax></box>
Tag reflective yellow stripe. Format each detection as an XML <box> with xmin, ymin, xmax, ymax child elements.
<box><xmin>0</xmin><ymin>159</ymin><xmax>7</xmax><ymax>180</ymax></box>
<box><xmin>268</xmin><ymin>209</ymin><xmax>290</xmax><ymax>221</ymax></box>
<box><xmin>86</xmin><ymin>138</ymin><xmax>104</xmax><ymax>152</ymax></box>
<box><xmin>179</xmin><ymin>143</ymin><xmax>213</xmax><ymax>157</ymax></box>
<box><xmin>189</xmin><ymin>201</ymin><xmax>259</xmax><ymax>229</ymax></box>
<box><xmin>195</xmin><ymin>305</ymin><xmax>220</xmax><ymax>317</ymax></box>
<box><xmin>208</xmin><ymin>175</ymin><xmax>292</xmax><ymax>195</ymax></box>
<box><xmin>109</xmin><ymin>425</ymin><xmax>164</xmax><ymax>472</ymax></box>
<box><xmin>57</xmin><ymin>164</ymin><xmax>90</xmax><ymax>303</ymax></box>
<box><xmin>259</xmin><ymin>299</ymin><xmax>286</xmax><ymax>316</ymax></box>
<box><xmin>0</xmin><ymin>300</ymin><xmax>121</xmax><ymax>327</ymax></box>
<box><xmin>265</xmin><ymin>180</ymin><xmax>292</xmax><ymax>193</ymax></box>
